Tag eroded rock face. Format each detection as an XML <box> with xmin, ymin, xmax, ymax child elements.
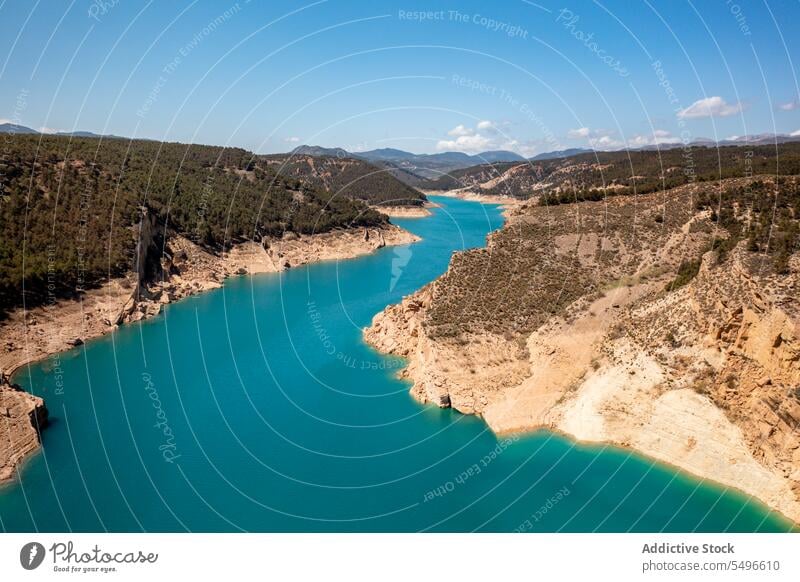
<box><xmin>688</xmin><ymin>258</ymin><xmax>800</xmax><ymax>507</ymax></box>
<box><xmin>365</xmin><ymin>178</ymin><xmax>800</xmax><ymax>524</ymax></box>
<box><xmin>365</xmin><ymin>284</ymin><xmax>530</xmax><ymax>416</ymax></box>
<box><xmin>0</xmin><ymin>373</ymin><xmax>48</xmax><ymax>482</ymax></box>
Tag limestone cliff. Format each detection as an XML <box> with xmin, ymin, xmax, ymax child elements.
<box><xmin>366</xmin><ymin>177</ymin><xmax>800</xmax><ymax>525</ymax></box>
<box><xmin>0</xmin><ymin>373</ymin><xmax>48</xmax><ymax>482</ymax></box>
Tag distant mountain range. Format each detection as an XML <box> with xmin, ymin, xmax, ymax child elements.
<box><xmin>291</xmin><ymin>145</ymin><xmax>525</xmax><ymax>164</ymax></box>
<box><xmin>5</xmin><ymin>124</ymin><xmax>800</xmax><ymax>179</ymax></box>
<box><xmin>0</xmin><ymin>123</ymin><xmax>123</xmax><ymax>139</ymax></box>
<box><xmin>288</xmin><ymin>145</ymin><xmax>526</xmax><ymax>181</ymax></box>
<box><xmin>0</xmin><ymin>123</ymin><xmax>39</xmax><ymax>134</ymax></box>
<box><xmin>290</xmin><ymin>134</ymin><xmax>800</xmax><ymax>184</ymax></box>
<box><xmin>360</xmin><ymin>148</ymin><xmax>526</xmax><ymax>165</ymax></box>
<box><xmin>530</xmin><ymin>148</ymin><xmax>592</xmax><ymax>161</ymax></box>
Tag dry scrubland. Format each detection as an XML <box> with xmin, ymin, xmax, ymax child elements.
<box><xmin>366</xmin><ymin>175</ymin><xmax>800</xmax><ymax>524</ymax></box>
<box><xmin>261</xmin><ymin>153</ymin><xmax>427</xmax><ymax>207</ymax></box>
<box><xmin>427</xmin><ymin>143</ymin><xmax>800</xmax><ymax>200</ymax></box>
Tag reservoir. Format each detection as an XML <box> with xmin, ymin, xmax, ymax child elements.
<box><xmin>2</xmin><ymin>196</ymin><xmax>794</xmax><ymax>532</ymax></box>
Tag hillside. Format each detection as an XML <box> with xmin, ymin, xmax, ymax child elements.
<box><xmin>0</xmin><ymin>135</ymin><xmax>390</xmax><ymax>313</ymax></box>
<box><xmin>0</xmin><ymin>123</ymin><xmax>39</xmax><ymax>134</ymax></box>
<box><xmin>262</xmin><ymin>153</ymin><xmax>426</xmax><ymax>207</ymax></box>
<box><xmin>428</xmin><ymin>143</ymin><xmax>800</xmax><ymax>199</ymax></box>
<box><xmin>366</xmin><ymin>175</ymin><xmax>800</xmax><ymax>523</ymax></box>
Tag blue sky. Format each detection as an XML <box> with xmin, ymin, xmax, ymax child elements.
<box><xmin>1</xmin><ymin>0</ymin><xmax>799</xmax><ymax>155</ymax></box>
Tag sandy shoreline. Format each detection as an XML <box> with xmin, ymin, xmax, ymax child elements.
<box><xmin>420</xmin><ymin>188</ymin><xmax>517</xmax><ymax>205</ymax></box>
<box><xmin>0</xmin><ymin>223</ymin><xmax>419</xmax><ymax>482</ymax></box>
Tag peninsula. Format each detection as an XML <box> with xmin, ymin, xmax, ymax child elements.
<box><xmin>366</xmin><ymin>146</ymin><xmax>800</xmax><ymax>525</ymax></box>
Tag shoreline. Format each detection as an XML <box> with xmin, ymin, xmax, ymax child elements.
<box><xmin>0</xmin><ymin>223</ymin><xmax>419</xmax><ymax>483</ymax></box>
<box><xmin>419</xmin><ymin>189</ymin><xmax>521</xmax><ymax>218</ymax></box>
<box><xmin>363</xmin><ymin>192</ymin><xmax>800</xmax><ymax>527</ymax></box>
<box><xmin>520</xmin><ymin>424</ymin><xmax>799</xmax><ymax>531</ymax></box>
<box><xmin>373</xmin><ymin>201</ymin><xmax>439</xmax><ymax>218</ymax></box>
<box><xmin>365</xmin><ymin>282</ymin><xmax>800</xmax><ymax>529</ymax></box>
<box><xmin>1</xmin><ymin>224</ymin><xmax>419</xmax><ymax>382</ymax></box>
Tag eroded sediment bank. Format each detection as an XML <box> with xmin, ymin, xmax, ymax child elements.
<box><xmin>371</xmin><ymin>202</ymin><xmax>439</xmax><ymax>218</ymax></box>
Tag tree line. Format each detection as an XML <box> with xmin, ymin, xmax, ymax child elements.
<box><xmin>0</xmin><ymin>135</ymin><xmax>387</xmax><ymax>313</ymax></box>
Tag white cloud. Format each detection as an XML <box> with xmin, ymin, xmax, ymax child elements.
<box><xmin>38</xmin><ymin>126</ymin><xmax>57</xmax><ymax>134</ymax></box>
<box><xmin>589</xmin><ymin>135</ymin><xmax>624</xmax><ymax>149</ymax></box>
<box><xmin>568</xmin><ymin>127</ymin><xmax>617</xmax><ymax>140</ymax></box>
<box><xmin>284</xmin><ymin>136</ymin><xmax>301</xmax><ymax>143</ymax></box>
<box><xmin>567</xmin><ymin>127</ymin><xmax>591</xmax><ymax>139</ymax></box>
<box><xmin>626</xmin><ymin>135</ymin><xmax>652</xmax><ymax>148</ymax></box>
<box><xmin>791</xmin><ymin>129</ymin><xmax>800</xmax><ymax>137</ymax></box>
<box><xmin>436</xmin><ymin>133</ymin><xmax>492</xmax><ymax>153</ymax></box>
<box><xmin>566</xmin><ymin>127</ymin><xmax>631</xmax><ymax>149</ymax></box>
<box><xmin>778</xmin><ymin>100</ymin><xmax>799</xmax><ymax>111</ymax></box>
<box><xmin>447</xmin><ymin>124</ymin><xmax>473</xmax><ymax>137</ymax></box>
<box><xmin>438</xmin><ymin>120</ymin><xmax>523</xmax><ymax>154</ymax></box>
<box><xmin>677</xmin><ymin>96</ymin><xmax>744</xmax><ymax>119</ymax></box>
<box><xmin>0</xmin><ymin>118</ymin><xmax>12</xmax><ymax>124</ymax></box>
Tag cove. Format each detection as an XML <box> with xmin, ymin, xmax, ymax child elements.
<box><xmin>1</xmin><ymin>196</ymin><xmax>795</xmax><ymax>532</ymax></box>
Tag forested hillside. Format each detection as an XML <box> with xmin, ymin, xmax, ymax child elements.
<box><xmin>0</xmin><ymin>135</ymin><xmax>386</xmax><ymax>312</ymax></box>
<box><xmin>262</xmin><ymin>154</ymin><xmax>426</xmax><ymax>207</ymax></box>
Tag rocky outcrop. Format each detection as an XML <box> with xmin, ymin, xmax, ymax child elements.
<box><xmin>134</xmin><ymin>207</ymin><xmax>160</xmax><ymax>295</ymax></box>
<box><xmin>365</xmin><ymin>286</ymin><xmax>455</xmax><ymax>408</ymax></box>
<box><xmin>109</xmin><ymin>224</ymin><xmax>417</xmax><ymax>327</ymax></box>
<box><xmin>0</xmin><ymin>372</ymin><xmax>48</xmax><ymax>482</ymax></box>
<box><xmin>629</xmin><ymin>250</ymin><xmax>800</xmax><ymax>517</ymax></box>
<box><xmin>366</xmin><ymin>179</ymin><xmax>800</xmax><ymax>525</ymax></box>
<box><xmin>0</xmin><ymin>223</ymin><xmax>420</xmax><ymax>482</ymax></box>
<box><xmin>365</xmin><ymin>283</ymin><xmax>532</xmax><ymax>414</ymax></box>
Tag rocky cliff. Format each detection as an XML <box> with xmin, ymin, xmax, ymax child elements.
<box><xmin>0</xmin><ymin>372</ymin><xmax>48</xmax><ymax>482</ymax></box>
<box><xmin>366</xmin><ymin>176</ymin><xmax>800</xmax><ymax>525</ymax></box>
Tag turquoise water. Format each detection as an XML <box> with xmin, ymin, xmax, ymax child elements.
<box><xmin>2</xmin><ymin>196</ymin><xmax>795</xmax><ymax>532</ymax></box>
